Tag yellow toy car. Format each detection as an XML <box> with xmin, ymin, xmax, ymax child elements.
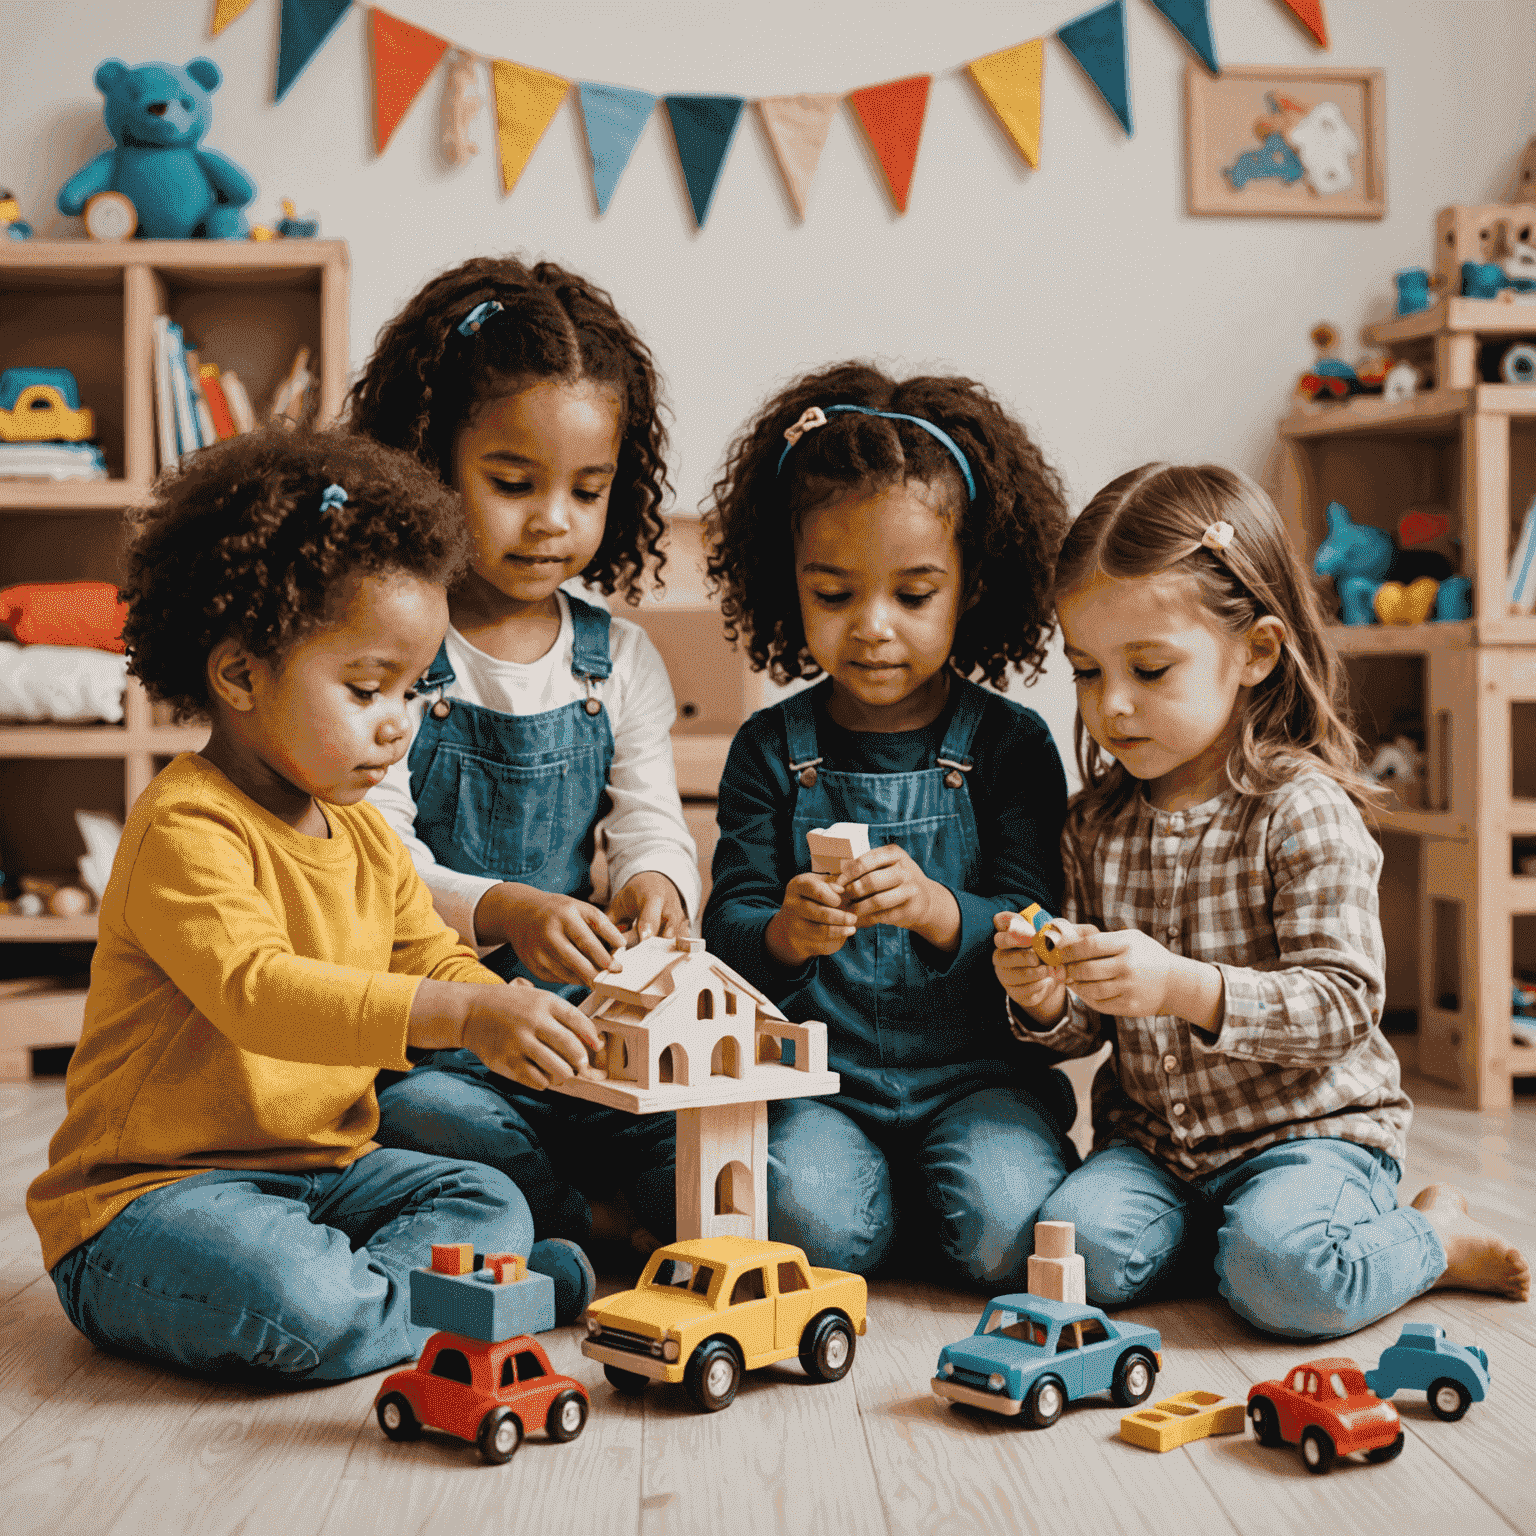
<box><xmin>582</xmin><ymin>1236</ymin><xmax>867</xmax><ymax>1413</ymax></box>
<box><xmin>0</xmin><ymin>369</ymin><xmax>94</xmax><ymax>443</ymax></box>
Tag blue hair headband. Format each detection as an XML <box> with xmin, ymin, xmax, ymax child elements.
<box><xmin>457</xmin><ymin>300</ymin><xmax>504</xmax><ymax>337</ymax></box>
<box><xmin>776</xmin><ymin>403</ymin><xmax>976</xmax><ymax>503</ymax></box>
<box><xmin>319</xmin><ymin>483</ymin><xmax>347</xmax><ymax>512</ymax></box>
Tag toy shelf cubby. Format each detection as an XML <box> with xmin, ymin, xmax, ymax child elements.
<box><xmin>0</xmin><ymin>239</ymin><xmax>349</xmax><ymax>960</ymax></box>
<box><xmin>1278</xmin><ymin>315</ymin><xmax>1536</xmax><ymax>1107</ymax></box>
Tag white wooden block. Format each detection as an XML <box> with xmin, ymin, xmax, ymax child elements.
<box><xmin>1034</xmin><ymin>1219</ymin><xmax>1076</xmax><ymax>1259</ymax></box>
<box><xmin>1028</xmin><ymin>1253</ymin><xmax>1086</xmax><ymax>1304</ymax></box>
<box><xmin>807</xmin><ymin>823</ymin><xmax>870</xmax><ymax>875</ymax></box>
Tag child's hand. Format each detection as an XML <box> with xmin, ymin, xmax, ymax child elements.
<box><xmin>1055</xmin><ymin>928</ymin><xmax>1221</xmax><ymax>1028</ymax></box>
<box><xmin>764</xmin><ymin>873</ymin><xmax>858</xmax><ymax>966</ymax></box>
<box><xmin>841</xmin><ymin>845</ymin><xmax>961</xmax><ymax>953</ymax></box>
<box><xmin>993</xmin><ymin>910</ymin><xmax>1077</xmax><ymax>1024</ymax></box>
<box><xmin>607</xmin><ymin>871</ymin><xmax>688</xmax><ymax>944</ymax></box>
<box><xmin>461</xmin><ymin>977</ymin><xmax>604</xmax><ymax>1092</ymax></box>
<box><xmin>476</xmin><ymin>882</ymin><xmax>627</xmax><ymax>986</ymax></box>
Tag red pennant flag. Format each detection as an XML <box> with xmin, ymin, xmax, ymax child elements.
<box><xmin>1275</xmin><ymin>0</ymin><xmax>1328</xmax><ymax>46</ymax></box>
<box><xmin>846</xmin><ymin>75</ymin><xmax>931</xmax><ymax>214</ymax></box>
<box><xmin>370</xmin><ymin>8</ymin><xmax>450</xmax><ymax>154</ymax></box>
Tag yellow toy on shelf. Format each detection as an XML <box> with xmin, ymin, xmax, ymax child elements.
<box><xmin>0</xmin><ymin>369</ymin><xmax>94</xmax><ymax>443</ymax></box>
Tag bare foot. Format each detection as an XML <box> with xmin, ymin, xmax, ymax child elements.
<box><xmin>1413</xmin><ymin>1184</ymin><xmax>1530</xmax><ymax>1301</ymax></box>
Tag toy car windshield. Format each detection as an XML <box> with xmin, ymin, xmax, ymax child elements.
<box><xmin>978</xmin><ymin>1306</ymin><xmax>1051</xmax><ymax>1348</ymax></box>
<box><xmin>646</xmin><ymin>1257</ymin><xmax>718</xmax><ymax>1297</ymax></box>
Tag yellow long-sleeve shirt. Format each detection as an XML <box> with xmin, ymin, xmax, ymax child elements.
<box><xmin>28</xmin><ymin>753</ymin><xmax>499</xmax><ymax>1271</ymax></box>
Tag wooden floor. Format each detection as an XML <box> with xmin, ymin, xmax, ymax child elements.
<box><xmin>1</xmin><ymin>1070</ymin><xmax>1532</xmax><ymax>1536</ymax></box>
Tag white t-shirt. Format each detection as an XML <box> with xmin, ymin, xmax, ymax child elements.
<box><xmin>368</xmin><ymin>588</ymin><xmax>701</xmax><ymax>950</ymax></box>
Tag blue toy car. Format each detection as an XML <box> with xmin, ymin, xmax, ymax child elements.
<box><xmin>932</xmin><ymin>1294</ymin><xmax>1162</xmax><ymax>1427</ymax></box>
<box><xmin>1364</xmin><ymin>1322</ymin><xmax>1489</xmax><ymax>1421</ymax></box>
<box><xmin>1225</xmin><ymin>132</ymin><xmax>1304</xmax><ymax>191</ymax></box>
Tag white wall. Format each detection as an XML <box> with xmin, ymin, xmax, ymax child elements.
<box><xmin>5</xmin><ymin>0</ymin><xmax>1534</xmax><ymax>775</ymax></box>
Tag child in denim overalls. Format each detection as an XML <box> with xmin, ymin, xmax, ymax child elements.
<box><xmin>348</xmin><ymin>257</ymin><xmax>699</xmax><ymax>1263</ymax></box>
<box><xmin>701</xmin><ymin>363</ymin><xmax>1080</xmax><ymax>1285</ymax></box>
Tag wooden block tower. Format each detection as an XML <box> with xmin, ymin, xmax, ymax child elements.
<box><xmin>1026</xmin><ymin>1220</ymin><xmax>1086</xmax><ymax>1305</ymax></box>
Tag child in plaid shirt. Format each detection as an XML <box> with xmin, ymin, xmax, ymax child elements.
<box><xmin>996</xmin><ymin>463</ymin><xmax>1528</xmax><ymax>1339</ymax></box>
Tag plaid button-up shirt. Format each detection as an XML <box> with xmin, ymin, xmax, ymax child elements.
<box><xmin>1013</xmin><ymin>769</ymin><xmax>1410</xmax><ymax>1178</ymax></box>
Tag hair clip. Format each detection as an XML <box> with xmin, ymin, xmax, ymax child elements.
<box><xmin>1201</xmin><ymin>521</ymin><xmax>1235</xmax><ymax>551</ymax></box>
<box><xmin>782</xmin><ymin>406</ymin><xmax>828</xmax><ymax>449</ymax></box>
<box><xmin>319</xmin><ymin>483</ymin><xmax>348</xmax><ymax>512</ymax></box>
<box><xmin>457</xmin><ymin>299</ymin><xmax>504</xmax><ymax>337</ymax></box>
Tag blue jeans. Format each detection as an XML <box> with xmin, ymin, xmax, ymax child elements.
<box><xmin>766</xmin><ymin>1085</ymin><xmax>1079</xmax><ymax>1285</ymax></box>
<box><xmin>1039</xmin><ymin>1138</ymin><xmax>1448</xmax><ymax>1340</ymax></box>
<box><xmin>50</xmin><ymin>1149</ymin><xmax>531</xmax><ymax>1383</ymax></box>
<box><xmin>376</xmin><ymin>1050</ymin><xmax>677</xmax><ymax>1245</ymax></box>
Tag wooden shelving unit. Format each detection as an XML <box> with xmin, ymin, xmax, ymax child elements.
<box><xmin>0</xmin><ymin>239</ymin><xmax>349</xmax><ymax>957</ymax></box>
<box><xmin>1278</xmin><ymin>293</ymin><xmax>1536</xmax><ymax>1107</ymax></box>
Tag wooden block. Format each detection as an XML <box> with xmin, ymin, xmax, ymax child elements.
<box><xmin>430</xmin><ymin>1242</ymin><xmax>474</xmax><ymax>1276</ymax></box>
<box><xmin>676</xmin><ymin>1099</ymin><xmax>768</xmax><ymax>1242</ymax></box>
<box><xmin>1027</xmin><ymin>1253</ymin><xmax>1086</xmax><ymax>1304</ymax></box>
<box><xmin>1119</xmin><ymin>1391</ymin><xmax>1247</xmax><ymax>1452</ymax></box>
<box><xmin>484</xmin><ymin>1252</ymin><xmax>526</xmax><ymax>1283</ymax></box>
<box><xmin>1434</xmin><ymin>203</ymin><xmax>1528</xmax><ymax>288</ymax></box>
<box><xmin>807</xmin><ymin>823</ymin><xmax>870</xmax><ymax>875</ymax></box>
<box><xmin>1033</xmin><ymin>1220</ymin><xmax>1076</xmax><ymax>1259</ymax></box>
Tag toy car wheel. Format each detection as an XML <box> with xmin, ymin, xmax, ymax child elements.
<box><xmin>1428</xmin><ymin>1377</ymin><xmax>1472</xmax><ymax>1421</ymax></box>
<box><xmin>476</xmin><ymin>1406</ymin><xmax>522</xmax><ymax>1465</ymax></box>
<box><xmin>376</xmin><ymin>1392</ymin><xmax>421</xmax><ymax>1442</ymax></box>
<box><xmin>546</xmin><ymin>1388</ymin><xmax>588</xmax><ymax>1442</ymax></box>
<box><xmin>798</xmin><ymin>1310</ymin><xmax>856</xmax><ymax>1383</ymax></box>
<box><xmin>604</xmin><ymin>1364</ymin><xmax>649</xmax><ymax>1396</ymax></box>
<box><xmin>1110</xmin><ymin>1348</ymin><xmax>1157</xmax><ymax>1407</ymax></box>
<box><xmin>1025</xmin><ymin>1375</ymin><xmax>1065</xmax><ymax>1429</ymax></box>
<box><xmin>1299</xmin><ymin>1426</ymin><xmax>1336</xmax><ymax>1475</ymax></box>
<box><xmin>684</xmin><ymin>1338</ymin><xmax>743</xmax><ymax>1413</ymax></box>
<box><xmin>1248</xmin><ymin>1396</ymin><xmax>1282</xmax><ymax>1447</ymax></box>
<box><xmin>1365</xmin><ymin>1431</ymin><xmax>1406</xmax><ymax>1463</ymax></box>
<box><xmin>1501</xmin><ymin>343</ymin><xmax>1536</xmax><ymax>386</ymax></box>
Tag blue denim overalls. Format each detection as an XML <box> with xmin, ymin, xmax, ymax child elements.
<box><xmin>373</xmin><ymin>592</ymin><xmax>677</xmax><ymax>1244</ymax></box>
<box><xmin>763</xmin><ymin>677</ymin><xmax>1076</xmax><ymax>1280</ymax></box>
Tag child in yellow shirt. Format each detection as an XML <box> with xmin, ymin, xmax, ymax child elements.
<box><xmin>28</xmin><ymin>429</ymin><xmax>606</xmax><ymax>1382</ymax></box>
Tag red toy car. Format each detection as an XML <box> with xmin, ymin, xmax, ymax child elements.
<box><xmin>1247</xmin><ymin>1357</ymin><xmax>1404</xmax><ymax>1474</ymax></box>
<box><xmin>374</xmin><ymin>1331</ymin><xmax>589</xmax><ymax>1464</ymax></box>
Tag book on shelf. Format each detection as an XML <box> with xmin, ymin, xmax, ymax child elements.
<box><xmin>269</xmin><ymin>346</ymin><xmax>313</xmax><ymax>427</ymax></box>
<box><xmin>150</xmin><ymin>315</ymin><xmax>178</xmax><ymax>471</ymax></box>
<box><xmin>1509</xmin><ymin>494</ymin><xmax>1536</xmax><ymax>616</ymax></box>
<box><xmin>197</xmin><ymin>364</ymin><xmax>237</xmax><ymax>440</ymax></box>
<box><xmin>219</xmin><ymin>370</ymin><xmax>256</xmax><ymax>434</ymax></box>
<box><xmin>184</xmin><ymin>349</ymin><xmax>217</xmax><ymax>449</ymax></box>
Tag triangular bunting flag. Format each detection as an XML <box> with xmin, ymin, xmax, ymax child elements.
<box><xmin>578</xmin><ymin>83</ymin><xmax>657</xmax><ymax>214</ymax></box>
<box><xmin>1275</xmin><ymin>0</ymin><xmax>1329</xmax><ymax>47</ymax></box>
<box><xmin>1057</xmin><ymin>0</ymin><xmax>1133</xmax><ymax>135</ymax></box>
<box><xmin>757</xmin><ymin>95</ymin><xmax>839</xmax><ymax>218</ymax></box>
<box><xmin>276</xmin><ymin>0</ymin><xmax>351</xmax><ymax>103</ymax></box>
<box><xmin>1146</xmin><ymin>0</ymin><xmax>1219</xmax><ymax>74</ymax></box>
<box><xmin>663</xmin><ymin>95</ymin><xmax>745</xmax><ymax>228</ymax></box>
<box><xmin>846</xmin><ymin>75</ymin><xmax>931</xmax><ymax>214</ymax></box>
<box><xmin>211</xmin><ymin>0</ymin><xmax>255</xmax><ymax>36</ymax></box>
<box><xmin>370</xmin><ymin>8</ymin><xmax>451</xmax><ymax>155</ymax></box>
<box><xmin>966</xmin><ymin>39</ymin><xmax>1045</xmax><ymax>169</ymax></box>
<box><xmin>490</xmin><ymin>59</ymin><xmax>570</xmax><ymax>195</ymax></box>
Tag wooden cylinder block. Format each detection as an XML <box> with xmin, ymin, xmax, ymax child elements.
<box><xmin>1034</xmin><ymin>1219</ymin><xmax>1076</xmax><ymax>1258</ymax></box>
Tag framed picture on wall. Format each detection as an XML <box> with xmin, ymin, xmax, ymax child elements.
<box><xmin>1184</xmin><ymin>64</ymin><xmax>1386</xmax><ymax>219</ymax></box>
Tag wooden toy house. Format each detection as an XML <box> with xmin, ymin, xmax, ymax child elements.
<box><xmin>554</xmin><ymin>936</ymin><xmax>840</xmax><ymax>1242</ymax></box>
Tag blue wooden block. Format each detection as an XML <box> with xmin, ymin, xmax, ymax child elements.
<box><xmin>410</xmin><ymin>1265</ymin><xmax>555</xmax><ymax>1341</ymax></box>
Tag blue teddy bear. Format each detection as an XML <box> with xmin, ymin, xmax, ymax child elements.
<box><xmin>57</xmin><ymin>58</ymin><xmax>255</xmax><ymax>239</ymax></box>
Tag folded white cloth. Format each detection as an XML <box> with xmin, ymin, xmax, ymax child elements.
<box><xmin>0</xmin><ymin>640</ymin><xmax>127</xmax><ymax>722</ymax></box>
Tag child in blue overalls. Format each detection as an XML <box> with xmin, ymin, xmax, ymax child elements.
<box><xmin>347</xmin><ymin>256</ymin><xmax>699</xmax><ymax>1261</ymax></box>
<box><xmin>701</xmin><ymin>363</ymin><xmax>1080</xmax><ymax>1285</ymax></box>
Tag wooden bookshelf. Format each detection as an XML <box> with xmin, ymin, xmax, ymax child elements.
<box><xmin>0</xmin><ymin>239</ymin><xmax>349</xmax><ymax>956</ymax></box>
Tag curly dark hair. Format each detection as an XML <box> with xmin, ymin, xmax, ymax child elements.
<box><xmin>122</xmin><ymin>427</ymin><xmax>469</xmax><ymax>722</ymax></box>
<box><xmin>702</xmin><ymin>362</ymin><xmax>1068</xmax><ymax>687</ymax></box>
<box><xmin>344</xmin><ymin>254</ymin><xmax>670</xmax><ymax>603</ymax></box>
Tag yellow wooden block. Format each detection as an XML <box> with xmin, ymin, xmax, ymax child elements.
<box><xmin>1119</xmin><ymin>1391</ymin><xmax>1247</xmax><ymax>1452</ymax></box>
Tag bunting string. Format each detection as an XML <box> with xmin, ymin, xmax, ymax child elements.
<box><xmin>215</xmin><ymin>0</ymin><xmax>1332</xmax><ymax>226</ymax></box>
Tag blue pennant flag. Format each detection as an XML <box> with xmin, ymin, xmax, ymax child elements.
<box><xmin>1058</xmin><ymin>0</ymin><xmax>1134</xmax><ymax>135</ymax></box>
<box><xmin>578</xmin><ymin>84</ymin><xmax>658</xmax><ymax>214</ymax></box>
<box><xmin>663</xmin><ymin>95</ymin><xmax>745</xmax><ymax>229</ymax></box>
<box><xmin>276</xmin><ymin>0</ymin><xmax>350</xmax><ymax>103</ymax></box>
<box><xmin>1146</xmin><ymin>0</ymin><xmax>1219</xmax><ymax>74</ymax></box>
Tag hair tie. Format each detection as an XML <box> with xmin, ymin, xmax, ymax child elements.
<box><xmin>319</xmin><ymin>483</ymin><xmax>348</xmax><ymax>512</ymax></box>
<box><xmin>1201</xmin><ymin>521</ymin><xmax>1235</xmax><ymax>552</ymax></box>
<box><xmin>775</xmin><ymin>403</ymin><xmax>976</xmax><ymax>502</ymax></box>
<box><xmin>457</xmin><ymin>299</ymin><xmax>504</xmax><ymax>337</ymax></box>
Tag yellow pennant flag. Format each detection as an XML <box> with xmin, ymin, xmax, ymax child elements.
<box><xmin>491</xmin><ymin>59</ymin><xmax>570</xmax><ymax>194</ymax></box>
<box><xmin>966</xmin><ymin>38</ymin><xmax>1045</xmax><ymax>169</ymax></box>
<box><xmin>211</xmin><ymin>0</ymin><xmax>256</xmax><ymax>34</ymax></box>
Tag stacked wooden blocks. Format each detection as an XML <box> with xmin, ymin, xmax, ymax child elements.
<box><xmin>807</xmin><ymin>822</ymin><xmax>870</xmax><ymax>876</ymax></box>
<box><xmin>1026</xmin><ymin>1220</ymin><xmax>1086</xmax><ymax>1304</ymax></box>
